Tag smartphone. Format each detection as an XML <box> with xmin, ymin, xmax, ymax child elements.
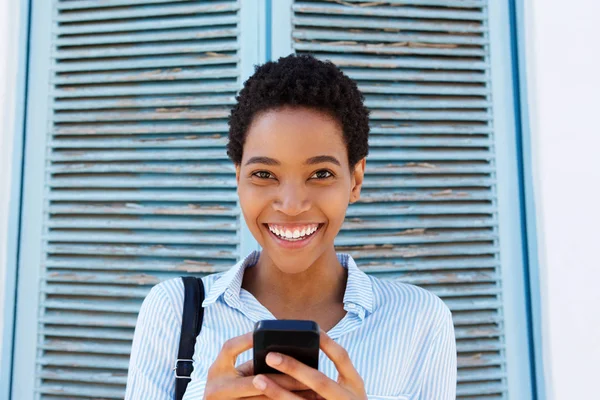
<box><xmin>253</xmin><ymin>319</ymin><xmax>320</xmax><ymax>375</ymax></box>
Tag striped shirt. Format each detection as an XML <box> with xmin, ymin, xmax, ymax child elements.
<box><xmin>125</xmin><ymin>250</ymin><xmax>456</xmax><ymax>399</ymax></box>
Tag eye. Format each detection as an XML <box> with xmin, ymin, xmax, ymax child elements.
<box><xmin>251</xmin><ymin>171</ymin><xmax>274</xmax><ymax>180</ymax></box>
<box><xmin>311</xmin><ymin>170</ymin><xmax>334</xmax><ymax>180</ymax></box>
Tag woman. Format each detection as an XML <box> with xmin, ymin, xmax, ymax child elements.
<box><xmin>125</xmin><ymin>54</ymin><xmax>456</xmax><ymax>399</ymax></box>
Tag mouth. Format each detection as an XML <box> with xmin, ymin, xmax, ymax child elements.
<box><xmin>263</xmin><ymin>223</ymin><xmax>325</xmax><ymax>250</ymax></box>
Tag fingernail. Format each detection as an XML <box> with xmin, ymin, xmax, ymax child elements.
<box><xmin>266</xmin><ymin>352</ymin><xmax>282</xmax><ymax>366</ymax></box>
<box><xmin>253</xmin><ymin>376</ymin><xmax>267</xmax><ymax>390</ymax></box>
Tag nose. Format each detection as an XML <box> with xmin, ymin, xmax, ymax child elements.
<box><xmin>272</xmin><ymin>181</ymin><xmax>311</xmax><ymax>216</ymax></box>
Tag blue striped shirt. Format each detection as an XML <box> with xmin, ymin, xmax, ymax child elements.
<box><xmin>125</xmin><ymin>251</ymin><xmax>456</xmax><ymax>399</ymax></box>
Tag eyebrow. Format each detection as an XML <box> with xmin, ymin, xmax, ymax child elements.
<box><xmin>244</xmin><ymin>155</ymin><xmax>341</xmax><ymax>167</ymax></box>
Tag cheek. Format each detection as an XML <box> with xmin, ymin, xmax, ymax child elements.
<box><xmin>314</xmin><ymin>186</ymin><xmax>350</xmax><ymax>225</ymax></box>
<box><xmin>237</xmin><ymin>184</ymin><xmax>264</xmax><ymax>217</ymax></box>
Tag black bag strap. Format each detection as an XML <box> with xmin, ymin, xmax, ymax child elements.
<box><xmin>175</xmin><ymin>277</ymin><xmax>205</xmax><ymax>400</ymax></box>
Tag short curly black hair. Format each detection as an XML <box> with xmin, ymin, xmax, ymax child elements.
<box><xmin>226</xmin><ymin>54</ymin><xmax>370</xmax><ymax>170</ymax></box>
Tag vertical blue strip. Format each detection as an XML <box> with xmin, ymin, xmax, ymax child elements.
<box><xmin>509</xmin><ymin>0</ymin><xmax>544</xmax><ymax>399</ymax></box>
<box><xmin>2</xmin><ymin>0</ymin><xmax>32</xmax><ymax>399</ymax></box>
<box><xmin>265</xmin><ymin>0</ymin><xmax>272</xmax><ymax>61</ymax></box>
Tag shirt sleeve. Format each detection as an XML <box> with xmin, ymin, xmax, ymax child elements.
<box><xmin>124</xmin><ymin>281</ymin><xmax>181</xmax><ymax>400</ymax></box>
<box><xmin>420</xmin><ymin>306</ymin><xmax>457</xmax><ymax>400</ymax></box>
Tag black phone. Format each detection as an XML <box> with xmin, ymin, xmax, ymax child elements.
<box><xmin>253</xmin><ymin>319</ymin><xmax>320</xmax><ymax>375</ymax></box>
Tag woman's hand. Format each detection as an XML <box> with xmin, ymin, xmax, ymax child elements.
<box><xmin>203</xmin><ymin>331</ymin><xmax>319</xmax><ymax>400</ymax></box>
<box><xmin>251</xmin><ymin>330</ymin><xmax>368</xmax><ymax>400</ymax></box>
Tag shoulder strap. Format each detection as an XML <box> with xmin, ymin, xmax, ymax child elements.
<box><xmin>175</xmin><ymin>277</ymin><xmax>205</xmax><ymax>400</ymax></box>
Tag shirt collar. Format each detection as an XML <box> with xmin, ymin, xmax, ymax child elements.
<box><xmin>202</xmin><ymin>250</ymin><xmax>375</xmax><ymax>316</ymax></box>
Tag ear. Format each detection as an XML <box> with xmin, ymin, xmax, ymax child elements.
<box><xmin>235</xmin><ymin>164</ymin><xmax>241</xmax><ymax>186</ymax></box>
<box><xmin>349</xmin><ymin>158</ymin><xmax>366</xmax><ymax>204</ymax></box>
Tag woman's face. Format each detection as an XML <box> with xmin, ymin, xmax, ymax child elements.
<box><xmin>235</xmin><ymin>106</ymin><xmax>366</xmax><ymax>274</ymax></box>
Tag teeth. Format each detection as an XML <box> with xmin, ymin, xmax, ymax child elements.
<box><xmin>268</xmin><ymin>224</ymin><xmax>319</xmax><ymax>240</ymax></box>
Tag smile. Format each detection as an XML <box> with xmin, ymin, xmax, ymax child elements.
<box><xmin>263</xmin><ymin>223</ymin><xmax>324</xmax><ymax>249</ymax></box>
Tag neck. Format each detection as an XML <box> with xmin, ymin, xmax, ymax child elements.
<box><xmin>241</xmin><ymin>249</ymin><xmax>348</xmax><ymax>316</ymax></box>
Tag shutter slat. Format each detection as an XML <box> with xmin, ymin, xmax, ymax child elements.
<box><xmin>345</xmin><ymin>204</ymin><xmax>496</xmax><ymax>215</ymax></box>
<box><xmin>294</xmin><ymin>42</ymin><xmax>485</xmax><ymax>57</ymax></box>
<box><xmin>53</xmin><ymin>108</ymin><xmax>232</xmax><ymax>122</ymax></box>
<box><xmin>316</xmin><ymin>54</ymin><xmax>488</xmax><ymax>70</ymax></box>
<box><xmin>359</xmin><ymin>258</ymin><xmax>499</xmax><ymax>272</ymax></box>
<box><xmin>55</xmin><ymin>27</ymin><xmax>239</xmax><ymax>46</ymax></box>
<box><xmin>46</xmin><ymin>244</ymin><xmax>236</xmax><ymax>258</ymax></box>
<box><xmin>335</xmin><ymin>231</ymin><xmax>496</xmax><ymax>246</ymax></box>
<box><xmin>53</xmin><ymin>66</ymin><xmax>239</xmax><ymax>84</ymax></box>
<box><xmin>45</xmin><ymin>258</ymin><xmax>234</xmax><ymax>272</ymax></box>
<box><xmin>55</xmin><ymin>14</ymin><xmax>238</xmax><ymax>35</ymax></box>
<box><xmin>46</xmin><ymin>231</ymin><xmax>237</xmax><ymax>244</ymax></box>
<box><xmin>56</xmin><ymin>0</ymin><xmax>193</xmax><ymax>10</ymax></box>
<box><xmin>343</xmin><ymin>217</ymin><xmax>496</xmax><ymax>230</ymax></box>
<box><xmin>51</xmin><ymin>137</ymin><xmax>230</xmax><ymax>149</ymax></box>
<box><xmin>48</xmin><ymin>203</ymin><xmax>239</xmax><ymax>216</ymax></box>
<box><xmin>44</xmin><ymin>298</ymin><xmax>143</xmax><ymax>312</ymax></box>
<box><xmin>49</xmin><ymin>149</ymin><xmax>231</xmax><ymax>162</ymax></box>
<box><xmin>53</xmin><ymin>82</ymin><xmax>239</xmax><ymax>97</ymax></box>
<box><xmin>292</xmin><ymin>15</ymin><xmax>487</xmax><ymax>33</ymax></box>
<box><xmin>41</xmin><ymin>327</ymin><xmax>134</xmax><ymax>340</ymax></box>
<box><xmin>50</xmin><ymin>176</ymin><xmax>236</xmax><ymax>188</ymax></box>
<box><xmin>49</xmin><ymin>163</ymin><xmax>236</xmax><ymax>174</ymax></box>
<box><xmin>337</xmin><ymin>0</ymin><xmax>485</xmax><ymax>6</ymax></box>
<box><xmin>47</xmin><ymin>218</ymin><xmax>236</xmax><ymax>230</ymax></box>
<box><xmin>40</xmin><ymin>369</ymin><xmax>126</xmax><ymax>385</ymax></box>
<box><xmin>53</xmin><ymin>95</ymin><xmax>236</xmax><ymax>110</ymax></box>
<box><xmin>40</xmin><ymin>314</ymin><xmax>138</xmax><ymax>327</ymax></box>
<box><xmin>293</xmin><ymin>28</ymin><xmax>487</xmax><ymax>46</ymax></box>
<box><xmin>47</xmin><ymin>191</ymin><xmax>238</xmax><ymax>202</ymax></box>
<box><xmin>360</xmin><ymin>84</ymin><xmax>488</xmax><ymax>95</ymax></box>
<box><xmin>38</xmin><ymin>385</ymin><xmax>123</xmax><ymax>399</ymax></box>
<box><xmin>55</xmin><ymin>2</ymin><xmax>239</xmax><ymax>22</ymax></box>
<box><xmin>54</xmin><ymin>122</ymin><xmax>229</xmax><ymax>135</ymax></box>
<box><xmin>366</xmin><ymin>99</ymin><xmax>492</xmax><ymax>109</ymax></box>
<box><xmin>293</xmin><ymin>2</ymin><xmax>484</xmax><ymax>20</ymax></box>
<box><xmin>356</xmin><ymin>71</ymin><xmax>487</xmax><ymax>83</ymax></box>
<box><xmin>52</xmin><ymin>54</ymin><xmax>239</xmax><ymax>72</ymax></box>
<box><xmin>41</xmin><ymin>340</ymin><xmax>132</xmax><ymax>355</ymax></box>
<box><xmin>53</xmin><ymin>41</ymin><xmax>238</xmax><ymax>59</ymax></box>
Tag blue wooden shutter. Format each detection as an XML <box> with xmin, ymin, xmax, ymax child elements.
<box><xmin>39</xmin><ymin>1</ymin><xmax>241</xmax><ymax>397</ymax></box>
<box><xmin>292</xmin><ymin>0</ymin><xmax>505</xmax><ymax>398</ymax></box>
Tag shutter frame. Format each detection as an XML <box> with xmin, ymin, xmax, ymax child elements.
<box><xmin>34</xmin><ymin>1</ymin><xmax>243</xmax><ymax>397</ymax></box>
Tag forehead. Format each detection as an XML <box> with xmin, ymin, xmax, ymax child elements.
<box><xmin>242</xmin><ymin>107</ymin><xmax>347</xmax><ymax>164</ymax></box>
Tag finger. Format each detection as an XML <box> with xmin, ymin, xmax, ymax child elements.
<box><xmin>204</xmin><ymin>375</ymin><xmax>264</xmax><ymax>398</ymax></box>
<box><xmin>291</xmin><ymin>390</ymin><xmax>326</xmax><ymax>400</ymax></box>
<box><xmin>264</xmin><ymin>352</ymin><xmax>345</xmax><ymax>399</ymax></box>
<box><xmin>318</xmin><ymin>330</ymin><xmax>362</xmax><ymax>383</ymax></box>
<box><xmin>252</xmin><ymin>374</ymin><xmax>304</xmax><ymax>400</ymax></box>
<box><xmin>235</xmin><ymin>362</ymin><xmax>310</xmax><ymax>392</ymax></box>
<box><xmin>266</xmin><ymin>373</ymin><xmax>311</xmax><ymax>391</ymax></box>
<box><xmin>237</xmin><ymin>359</ymin><xmax>254</xmax><ymax>376</ymax></box>
<box><xmin>212</xmin><ymin>331</ymin><xmax>253</xmax><ymax>371</ymax></box>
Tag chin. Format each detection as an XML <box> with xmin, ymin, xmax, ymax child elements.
<box><xmin>263</xmin><ymin>248</ymin><xmax>322</xmax><ymax>274</ymax></box>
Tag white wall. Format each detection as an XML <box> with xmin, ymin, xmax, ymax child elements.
<box><xmin>0</xmin><ymin>0</ymin><xmax>25</xmax><ymax>397</ymax></box>
<box><xmin>1</xmin><ymin>0</ymin><xmax>599</xmax><ymax>398</ymax></box>
<box><xmin>524</xmin><ymin>0</ymin><xmax>600</xmax><ymax>398</ymax></box>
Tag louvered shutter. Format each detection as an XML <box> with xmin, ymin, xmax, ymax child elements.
<box><xmin>39</xmin><ymin>1</ymin><xmax>242</xmax><ymax>398</ymax></box>
<box><xmin>292</xmin><ymin>0</ymin><xmax>506</xmax><ymax>398</ymax></box>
